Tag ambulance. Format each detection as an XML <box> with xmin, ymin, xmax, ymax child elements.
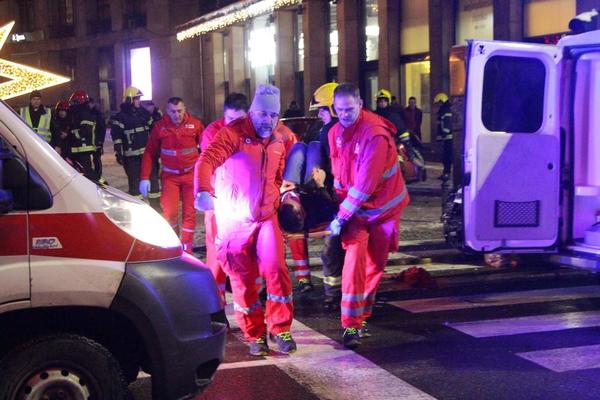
<box><xmin>447</xmin><ymin>28</ymin><xmax>600</xmax><ymax>270</ymax></box>
<box><xmin>0</xmin><ymin>100</ymin><xmax>226</xmax><ymax>399</ymax></box>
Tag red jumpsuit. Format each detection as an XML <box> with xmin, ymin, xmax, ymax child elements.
<box><xmin>141</xmin><ymin>112</ymin><xmax>204</xmax><ymax>252</ymax></box>
<box><xmin>196</xmin><ymin>117</ymin><xmax>293</xmax><ymax>341</ymax></box>
<box><xmin>197</xmin><ymin>117</ymin><xmax>227</xmax><ymax>300</ymax></box>
<box><xmin>329</xmin><ymin>109</ymin><xmax>409</xmax><ymax>329</ymax></box>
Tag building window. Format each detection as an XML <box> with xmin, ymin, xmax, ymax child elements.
<box><xmin>329</xmin><ymin>1</ymin><xmax>338</xmax><ymax>68</ymax></box>
<box><xmin>296</xmin><ymin>12</ymin><xmax>304</xmax><ymax>72</ymax></box>
<box><xmin>400</xmin><ymin>0</ymin><xmax>429</xmax><ymax>55</ymax></box>
<box><xmin>456</xmin><ymin>0</ymin><xmax>493</xmax><ymax>46</ymax></box>
<box><xmin>123</xmin><ymin>0</ymin><xmax>147</xmax><ymax>29</ymax></box>
<box><xmin>403</xmin><ymin>60</ymin><xmax>431</xmax><ymax>142</ymax></box>
<box><xmin>248</xmin><ymin>15</ymin><xmax>276</xmax><ymax>84</ymax></box>
<box><xmin>129</xmin><ymin>47</ymin><xmax>152</xmax><ymax>100</ymax></box>
<box><xmin>524</xmin><ymin>0</ymin><xmax>574</xmax><ymax>38</ymax></box>
<box><xmin>49</xmin><ymin>0</ymin><xmax>74</xmax><ymax>38</ymax></box>
<box><xmin>364</xmin><ymin>0</ymin><xmax>379</xmax><ymax>61</ymax></box>
<box><xmin>16</xmin><ymin>0</ymin><xmax>35</xmax><ymax>32</ymax></box>
<box><xmin>89</xmin><ymin>0</ymin><xmax>111</xmax><ymax>33</ymax></box>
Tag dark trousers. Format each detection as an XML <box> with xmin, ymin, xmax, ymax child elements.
<box><xmin>71</xmin><ymin>153</ymin><xmax>97</xmax><ymax>182</ymax></box>
<box><xmin>321</xmin><ymin>232</ymin><xmax>346</xmax><ymax>298</ymax></box>
<box><xmin>442</xmin><ymin>139</ymin><xmax>453</xmax><ymax>175</ymax></box>
<box><xmin>93</xmin><ymin>148</ymin><xmax>103</xmax><ymax>179</ymax></box>
<box><xmin>123</xmin><ymin>156</ymin><xmax>160</xmax><ymax>197</ymax></box>
<box><xmin>283</xmin><ymin>141</ymin><xmax>322</xmax><ymax>184</ymax></box>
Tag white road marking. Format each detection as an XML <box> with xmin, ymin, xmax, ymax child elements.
<box><xmin>391</xmin><ymin>286</ymin><xmax>600</xmax><ymax>313</ymax></box>
<box><xmin>220</xmin><ymin>303</ymin><xmax>437</xmax><ymax>400</ymax></box>
<box><xmin>448</xmin><ymin>310</ymin><xmax>600</xmax><ymax>338</ymax></box>
<box><xmin>517</xmin><ymin>344</ymin><xmax>600</xmax><ymax>372</ymax></box>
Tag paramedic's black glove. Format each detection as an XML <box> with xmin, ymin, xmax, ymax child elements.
<box><xmin>115</xmin><ymin>153</ymin><xmax>123</xmax><ymax>165</ymax></box>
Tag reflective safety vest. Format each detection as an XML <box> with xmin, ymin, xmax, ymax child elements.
<box><xmin>20</xmin><ymin>107</ymin><xmax>52</xmax><ymax>143</ymax></box>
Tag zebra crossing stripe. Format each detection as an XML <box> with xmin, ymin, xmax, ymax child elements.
<box><xmin>390</xmin><ymin>286</ymin><xmax>600</xmax><ymax>313</ymax></box>
<box><xmin>221</xmin><ymin>303</ymin><xmax>437</xmax><ymax>400</ymax></box>
<box><xmin>448</xmin><ymin>310</ymin><xmax>600</xmax><ymax>338</ymax></box>
<box><xmin>516</xmin><ymin>344</ymin><xmax>600</xmax><ymax>372</ymax></box>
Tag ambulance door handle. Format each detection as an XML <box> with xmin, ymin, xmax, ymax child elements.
<box><xmin>547</xmin><ymin>163</ymin><xmax>554</xmax><ymax>170</ymax></box>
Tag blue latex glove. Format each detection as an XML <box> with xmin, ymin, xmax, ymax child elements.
<box><xmin>139</xmin><ymin>180</ymin><xmax>150</xmax><ymax>198</ymax></box>
<box><xmin>328</xmin><ymin>217</ymin><xmax>345</xmax><ymax>237</ymax></box>
<box><xmin>195</xmin><ymin>191</ymin><xmax>215</xmax><ymax>211</ymax></box>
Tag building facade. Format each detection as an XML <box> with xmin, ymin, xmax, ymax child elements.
<box><xmin>1</xmin><ymin>0</ymin><xmax>598</xmax><ymax>139</ymax></box>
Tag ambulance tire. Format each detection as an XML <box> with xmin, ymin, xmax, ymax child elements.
<box><xmin>0</xmin><ymin>333</ymin><xmax>129</xmax><ymax>400</ymax></box>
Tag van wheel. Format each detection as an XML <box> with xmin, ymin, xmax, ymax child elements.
<box><xmin>0</xmin><ymin>334</ymin><xmax>129</xmax><ymax>400</ymax></box>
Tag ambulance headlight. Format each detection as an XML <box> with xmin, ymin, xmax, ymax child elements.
<box><xmin>99</xmin><ymin>186</ymin><xmax>181</xmax><ymax>248</ymax></box>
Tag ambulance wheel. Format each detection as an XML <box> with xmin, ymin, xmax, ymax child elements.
<box><xmin>0</xmin><ymin>334</ymin><xmax>129</xmax><ymax>400</ymax></box>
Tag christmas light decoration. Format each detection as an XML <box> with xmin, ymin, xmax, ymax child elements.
<box><xmin>0</xmin><ymin>21</ymin><xmax>70</xmax><ymax>100</ymax></box>
<box><xmin>177</xmin><ymin>0</ymin><xmax>302</xmax><ymax>41</ymax></box>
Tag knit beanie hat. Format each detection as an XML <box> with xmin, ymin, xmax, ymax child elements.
<box><xmin>250</xmin><ymin>84</ymin><xmax>281</xmax><ymax>114</ymax></box>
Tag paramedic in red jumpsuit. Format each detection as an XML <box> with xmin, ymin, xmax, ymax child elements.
<box><xmin>197</xmin><ymin>93</ymin><xmax>249</xmax><ymax>302</ymax></box>
<box><xmin>195</xmin><ymin>84</ymin><xmax>296</xmax><ymax>356</ymax></box>
<box><xmin>328</xmin><ymin>83</ymin><xmax>410</xmax><ymax>349</ymax></box>
<box><xmin>140</xmin><ymin>97</ymin><xmax>204</xmax><ymax>253</ymax></box>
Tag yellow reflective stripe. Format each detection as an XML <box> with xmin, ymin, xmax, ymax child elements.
<box><xmin>323</xmin><ymin>276</ymin><xmax>342</xmax><ymax>286</ymax></box>
<box><xmin>113</xmin><ymin>121</ymin><xmax>125</xmax><ymax>129</ymax></box>
<box><xmin>148</xmin><ymin>192</ymin><xmax>161</xmax><ymax>199</ymax></box>
<box><xmin>81</xmin><ymin>120</ymin><xmax>95</xmax><ymax>126</ymax></box>
<box><xmin>124</xmin><ymin>148</ymin><xmax>145</xmax><ymax>156</ymax></box>
<box><xmin>71</xmin><ymin>145</ymin><xmax>96</xmax><ymax>153</ymax></box>
<box><xmin>113</xmin><ymin>139</ymin><xmax>123</xmax><ymax>144</ymax></box>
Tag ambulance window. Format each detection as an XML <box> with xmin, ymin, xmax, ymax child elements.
<box><xmin>0</xmin><ymin>137</ymin><xmax>52</xmax><ymax>211</ymax></box>
<box><xmin>481</xmin><ymin>55</ymin><xmax>545</xmax><ymax>133</ymax></box>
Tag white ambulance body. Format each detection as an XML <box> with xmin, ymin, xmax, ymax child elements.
<box><xmin>461</xmin><ymin>29</ymin><xmax>600</xmax><ymax>269</ymax></box>
<box><xmin>0</xmin><ymin>100</ymin><xmax>226</xmax><ymax>399</ymax></box>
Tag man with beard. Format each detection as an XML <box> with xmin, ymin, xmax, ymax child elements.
<box><xmin>194</xmin><ymin>84</ymin><xmax>296</xmax><ymax>356</ymax></box>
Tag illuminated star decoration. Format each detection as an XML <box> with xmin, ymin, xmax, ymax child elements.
<box><xmin>177</xmin><ymin>0</ymin><xmax>302</xmax><ymax>41</ymax></box>
<box><xmin>0</xmin><ymin>21</ymin><xmax>70</xmax><ymax>100</ymax></box>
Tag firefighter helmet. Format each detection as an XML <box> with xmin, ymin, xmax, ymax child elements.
<box><xmin>434</xmin><ymin>92</ymin><xmax>449</xmax><ymax>103</ymax></box>
<box><xmin>309</xmin><ymin>82</ymin><xmax>338</xmax><ymax>117</ymax></box>
<box><xmin>376</xmin><ymin>88</ymin><xmax>392</xmax><ymax>103</ymax></box>
<box><xmin>123</xmin><ymin>86</ymin><xmax>143</xmax><ymax>103</ymax></box>
<box><xmin>69</xmin><ymin>90</ymin><xmax>89</xmax><ymax>105</ymax></box>
<box><xmin>55</xmin><ymin>100</ymin><xmax>70</xmax><ymax>112</ymax></box>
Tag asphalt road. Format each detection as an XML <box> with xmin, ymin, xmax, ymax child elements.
<box><xmin>99</xmin><ymin>138</ymin><xmax>600</xmax><ymax>399</ymax></box>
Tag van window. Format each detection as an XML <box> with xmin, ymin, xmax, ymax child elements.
<box><xmin>481</xmin><ymin>55</ymin><xmax>546</xmax><ymax>133</ymax></box>
<box><xmin>0</xmin><ymin>137</ymin><xmax>52</xmax><ymax>211</ymax></box>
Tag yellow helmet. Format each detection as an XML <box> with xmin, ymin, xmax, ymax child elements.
<box><xmin>434</xmin><ymin>92</ymin><xmax>449</xmax><ymax>103</ymax></box>
<box><xmin>376</xmin><ymin>88</ymin><xmax>392</xmax><ymax>103</ymax></box>
<box><xmin>123</xmin><ymin>86</ymin><xmax>143</xmax><ymax>103</ymax></box>
<box><xmin>309</xmin><ymin>82</ymin><xmax>338</xmax><ymax>117</ymax></box>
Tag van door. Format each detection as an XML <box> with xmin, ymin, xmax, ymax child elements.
<box><xmin>462</xmin><ymin>40</ymin><xmax>561</xmax><ymax>252</ymax></box>
<box><xmin>0</xmin><ymin>131</ymin><xmax>30</xmax><ymax>305</ymax></box>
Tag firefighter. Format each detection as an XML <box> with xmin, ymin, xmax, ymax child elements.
<box><xmin>374</xmin><ymin>88</ymin><xmax>407</xmax><ymax>140</ymax></box>
<box><xmin>68</xmin><ymin>90</ymin><xmax>99</xmax><ymax>181</ymax></box>
<box><xmin>435</xmin><ymin>92</ymin><xmax>453</xmax><ymax>182</ymax></box>
<box><xmin>328</xmin><ymin>83</ymin><xmax>409</xmax><ymax>348</ymax></box>
<box><xmin>112</xmin><ymin>87</ymin><xmax>160</xmax><ymax>209</ymax></box>
<box><xmin>196</xmin><ymin>92</ymin><xmax>249</xmax><ymax>302</ymax></box>
<box><xmin>140</xmin><ymin>97</ymin><xmax>203</xmax><ymax>253</ymax></box>
<box><xmin>195</xmin><ymin>84</ymin><xmax>296</xmax><ymax>356</ymax></box>
<box><xmin>51</xmin><ymin>101</ymin><xmax>70</xmax><ymax>157</ymax></box>
<box><xmin>20</xmin><ymin>90</ymin><xmax>52</xmax><ymax>143</ymax></box>
<box><xmin>88</xmin><ymin>97</ymin><xmax>107</xmax><ymax>184</ymax></box>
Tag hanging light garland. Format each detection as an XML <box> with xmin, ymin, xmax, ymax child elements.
<box><xmin>177</xmin><ymin>0</ymin><xmax>302</xmax><ymax>42</ymax></box>
<box><xmin>0</xmin><ymin>21</ymin><xmax>70</xmax><ymax>100</ymax></box>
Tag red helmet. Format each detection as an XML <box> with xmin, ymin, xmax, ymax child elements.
<box><xmin>55</xmin><ymin>100</ymin><xmax>70</xmax><ymax>112</ymax></box>
<box><xmin>69</xmin><ymin>90</ymin><xmax>89</xmax><ymax>105</ymax></box>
